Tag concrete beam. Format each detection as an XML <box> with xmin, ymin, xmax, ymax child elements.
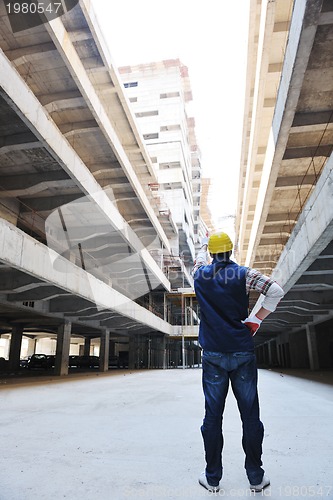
<box><xmin>67</xmin><ymin>29</ymin><xmax>93</xmax><ymax>42</ymax></box>
<box><xmin>19</xmin><ymin>193</ymin><xmax>83</xmax><ymax>213</ymax></box>
<box><xmin>318</xmin><ymin>10</ymin><xmax>333</xmax><ymax>25</ymax></box>
<box><xmin>292</xmin><ymin>110</ymin><xmax>333</xmax><ymax>127</ymax></box>
<box><xmin>295</xmin><ymin>274</ymin><xmax>333</xmax><ymax>285</ymax></box>
<box><xmin>0</xmin><ymin>130</ymin><xmax>37</xmax><ymax>148</ymax></box>
<box><xmin>278</xmin><ymin>303</ymin><xmax>332</xmax><ymax>313</ymax></box>
<box><xmin>266</xmin><ymin>212</ymin><xmax>299</xmax><ymax>223</ymax></box>
<box><xmin>318</xmin><ymin>239</ymin><xmax>333</xmax><ymax>257</ymax></box>
<box><xmin>0</xmin><ymin>141</ymin><xmax>41</xmax><ymax>154</ymax></box>
<box><xmin>0</xmin><ymin>271</ymin><xmax>43</xmax><ymax>292</ymax></box>
<box><xmin>94</xmin><ymin>84</ymin><xmax>117</xmax><ymax>94</ymax></box>
<box><xmin>0</xmin><ymin>293</ymin><xmax>102</xmax><ymax>335</ymax></box>
<box><xmin>0</xmin><ymin>219</ymin><xmax>172</xmax><ymax>335</ymax></box>
<box><xmin>272</xmin><ymin>152</ymin><xmax>333</xmax><ymax>291</ymax></box>
<box><xmin>38</xmin><ymin>90</ymin><xmax>82</xmax><ymax>106</ymax></box>
<box><xmin>275</xmin><ymin>174</ymin><xmax>316</xmax><ymax>188</ymax></box>
<box><xmin>10</xmin><ymin>181</ymin><xmax>78</xmax><ymax>199</ymax></box>
<box><xmin>304</xmin><ymin>258</ymin><xmax>333</xmax><ymax>272</ymax></box>
<box><xmin>88</xmin><ymin>163</ymin><xmax>122</xmax><ymax>176</ymax></box>
<box><xmin>273</xmin><ymin>21</ymin><xmax>290</xmax><ymax>32</ymax></box>
<box><xmin>7</xmin><ymin>286</ymin><xmax>71</xmax><ymax>302</ymax></box>
<box><xmin>283</xmin><ymin>145</ymin><xmax>332</xmax><ymax>159</ymax></box>
<box><xmin>59</xmin><ymin>120</ymin><xmax>98</xmax><ymax>134</ymax></box>
<box><xmin>259</xmin><ymin>236</ymin><xmax>288</xmax><ymax>246</ymax></box>
<box><xmin>50</xmin><ymin>296</ymin><xmax>96</xmax><ymax>313</ymax></box>
<box><xmin>0</xmin><ymin>171</ymin><xmax>70</xmax><ymax>191</ymax></box>
<box><xmin>44</xmin><ymin>97</ymin><xmax>87</xmax><ymax>113</ymax></box>
<box><xmin>262</xmin><ymin>226</ymin><xmax>291</xmax><ymax>236</ymax></box>
<box><xmin>50</xmin><ymin>225</ymin><xmax>123</xmax><ymax>244</ymax></box>
<box><xmin>282</xmin><ymin>289</ymin><xmax>333</xmax><ymax>303</ymax></box>
<box><xmin>5</xmin><ymin>42</ymin><xmax>56</xmax><ymax>62</ymax></box>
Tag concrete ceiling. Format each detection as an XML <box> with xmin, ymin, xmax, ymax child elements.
<box><xmin>236</xmin><ymin>0</ymin><xmax>333</xmax><ymax>344</ymax></box>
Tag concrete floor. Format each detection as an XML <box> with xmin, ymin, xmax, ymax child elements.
<box><xmin>0</xmin><ymin>368</ymin><xmax>332</xmax><ymax>500</ymax></box>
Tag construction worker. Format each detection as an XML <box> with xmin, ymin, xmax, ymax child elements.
<box><xmin>192</xmin><ymin>232</ymin><xmax>284</xmax><ymax>493</ymax></box>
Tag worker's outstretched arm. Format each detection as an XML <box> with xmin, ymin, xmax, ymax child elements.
<box><xmin>191</xmin><ymin>237</ymin><xmax>210</xmax><ymax>277</ymax></box>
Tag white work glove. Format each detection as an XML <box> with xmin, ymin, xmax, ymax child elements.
<box><xmin>243</xmin><ymin>315</ymin><xmax>262</xmax><ymax>336</ymax></box>
<box><xmin>201</xmin><ymin>236</ymin><xmax>209</xmax><ymax>246</ymax></box>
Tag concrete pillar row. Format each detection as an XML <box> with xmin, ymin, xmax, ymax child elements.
<box><xmin>55</xmin><ymin>322</ymin><xmax>72</xmax><ymax>376</ymax></box>
<box><xmin>306</xmin><ymin>324</ymin><xmax>320</xmax><ymax>371</ymax></box>
<box><xmin>8</xmin><ymin>325</ymin><xmax>23</xmax><ymax>371</ymax></box>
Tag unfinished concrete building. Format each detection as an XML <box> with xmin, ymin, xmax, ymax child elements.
<box><xmin>0</xmin><ymin>0</ymin><xmax>201</xmax><ymax>374</ymax></box>
<box><xmin>236</xmin><ymin>0</ymin><xmax>333</xmax><ymax>370</ymax></box>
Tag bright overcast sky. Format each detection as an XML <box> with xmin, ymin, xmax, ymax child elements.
<box><xmin>91</xmin><ymin>0</ymin><xmax>251</xmax><ymax>232</ymax></box>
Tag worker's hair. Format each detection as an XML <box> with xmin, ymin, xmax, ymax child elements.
<box><xmin>210</xmin><ymin>251</ymin><xmax>232</xmax><ymax>261</ymax></box>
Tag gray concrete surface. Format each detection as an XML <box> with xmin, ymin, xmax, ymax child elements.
<box><xmin>0</xmin><ymin>368</ymin><xmax>332</xmax><ymax>500</ymax></box>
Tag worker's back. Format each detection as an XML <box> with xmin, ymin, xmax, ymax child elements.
<box><xmin>194</xmin><ymin>259</ymin><xmax>253</xmax><ymax>353</ymax></box>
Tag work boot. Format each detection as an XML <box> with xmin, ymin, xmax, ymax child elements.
<box><xmin>249</xmin><ymin>475</ymin><xmax>270</xmax><ymax>492</ymax></box>
<box><xmin>198</xmin><ymin>472</ymin><xmax>220</xmax><ymax>492</ymax></box>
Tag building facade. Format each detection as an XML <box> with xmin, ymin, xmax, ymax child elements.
<box><xmin>119</xmin><ymin>60</ymin><xmax>204</xmax><ymax>268</ymax></box>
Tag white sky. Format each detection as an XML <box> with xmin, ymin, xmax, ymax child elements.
<box><xmin>91</xmin><ymin>0</ymin><xmax>251</xmax><ymax>234</ymax></box>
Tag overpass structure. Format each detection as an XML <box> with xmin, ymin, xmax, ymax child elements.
<box><xmin>0</xmin><ymin>0</ymin><xmax>200</xmax><ymax>374</ymax></box>
<box><xmin>236</xmin><ymin>0</ymin><xmax>333</xmax><ymax>369</ymax></box>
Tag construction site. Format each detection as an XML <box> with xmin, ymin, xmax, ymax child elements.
<box><xmin>0</xmin><ymin>0</ymin><xmax>333</xmax><ymax>497</ymax></box>
<box><xmin>0</xmin><ymin>0</ymin><xmax>332</xmax><ymax>377</ymax></box>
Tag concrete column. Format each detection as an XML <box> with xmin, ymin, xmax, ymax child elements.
<box><xmin>8</xmin><ymin>325</ymin><xmax>23</xmax><ymax>371</ymax></box>
<box><xmin>147</xmin><ymin>338</ymin><xmax>152</xmax><ymax>369</ymax></box>
<box><xmin>55</xmin><ymin>322</ymin><xmax>71</xmax><ymax>376</ymax></box>
<box><xmin>267</xmin><ymin>342</ymin><xmax>273</xmax><ymax>366</ymax></box>
<box><xmin>83</xmin><ymin>337</ymin><xmax>91</xmax><ymax>356</ymax></box>
<box><xmin>162</xmin><ymin>336</ymin><xmax>167</xmax><ymax>370</ymax></box>
<box><xmin>306</xmin><ymin>324</ymin><xmax>320</xmax><ymax>370</ymax></box>
<box><xmin>99</xmin><ymin>330</ymin><xmax>110</xmax><ymax>372</ymax></box>
<box><xmin>128</xmin><ymin>335</ymin><xmax>136</xmax><ymax>370</ymax></box>
<box><xmin>182</xmin><ymin>334</ymin><xmax>185</xmax><ymax>369</ymax></box>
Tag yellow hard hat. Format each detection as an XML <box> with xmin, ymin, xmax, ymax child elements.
<box><xmin>208</xmin><ymin>232</ymin><xmax>233</xmax><ymax>254</ymax></box>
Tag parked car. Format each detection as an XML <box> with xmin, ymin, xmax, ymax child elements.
<box><xmin>28</xmin><ymin>354</ymin><xmax>55</xmax><ymax>370</ymax></box>
<box><xmin>68</xmin><ymin>355</ymin><xmax>80</xmax><ymax>368</ymax></box>
<box><xmin>108</xmin><ymin>356</ymin><xmax>119</xmax><ymax>368</ymax></box>
<box><xmin>20</xmin><ymin>356</ymin><xmax>31</xmax><ymax>369</ymax></box>
<box><xmin>76</xmin><ymin>355</ymin><xmax>99</xmax><ymax>369</ymax></box>
<box><xmin>0</xmin><ymin>357</ymin><xmax>8</xmax><ymax>372</ymax></box>
<box><xmin>118</xmin><ymin>351</ymin><xmax>129</xmax><ymax>368</ymax></box>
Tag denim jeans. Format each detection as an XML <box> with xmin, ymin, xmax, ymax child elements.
<box><xmin>201</xmin><ymin>351</ymin><xmax>265</xmax><ymax>486</ymax></box>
